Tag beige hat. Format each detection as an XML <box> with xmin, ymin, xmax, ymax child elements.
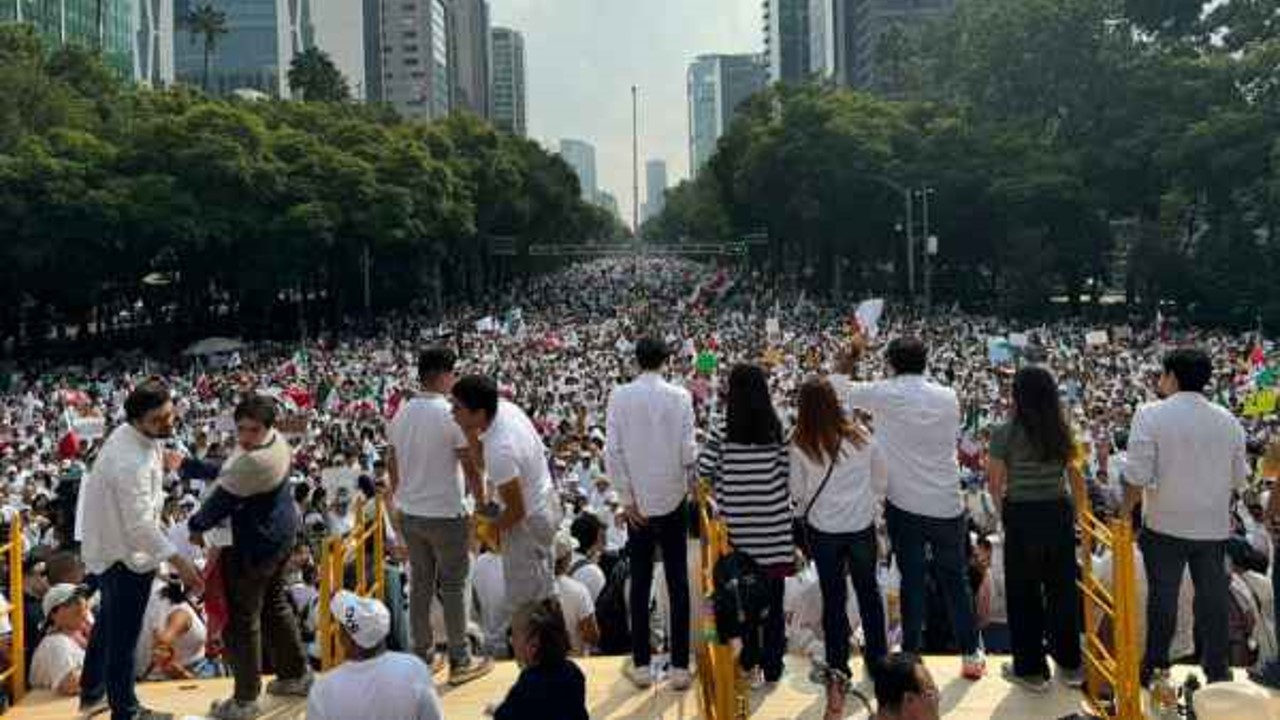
<box><xmin>1193</xmin><ymin>681</ymin><xmax>1275</xmax><ymax>720</ymax></box>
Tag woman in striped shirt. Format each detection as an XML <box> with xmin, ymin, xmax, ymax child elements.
<box><xmin>698</xmin><ymin>363</ymin><xmax>794</xmax><ymax>687</ymax></box>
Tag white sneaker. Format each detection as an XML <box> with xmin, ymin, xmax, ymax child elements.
<box><xmin>626</xmin><ymin>662</ymin><xmax>654</xmax><ymax>689</ymax></box>
<box><xmin>669</xmin><ymin>668</ymin><xmax>693</xmax><ymax>691</ymax></box>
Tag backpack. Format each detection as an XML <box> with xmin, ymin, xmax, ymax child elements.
<box><xmin>595</xmin><ymin>555</ymin><xmax>632</xmax><ymax>654</ymax></box>
<box><xmin>712</xmin><ymin>550</ymin><xmax>769</xmax><ymax>641</ymax></box>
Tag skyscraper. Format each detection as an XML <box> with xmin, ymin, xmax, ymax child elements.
<box><xmin>559</xmin><ymin>139</ymin><xmax>597</xmax><ymax>201</ymax></box>
<box><xmin>362</xmin><ymin>0</ymin><xmax>383</xmax><ymax>102</ymax></box>
<box><xmin>173</xmin><ymin>0</ymin><xmax>314</xmax><ymax>98</ymax></box>
<box><xmin>687</xmin><ymin>54</ymin><xmax>767</xmax><ymax>175</ymax></box>
<box><xmin>379</xmin><ymin>0</ymin><xmax>452</xmax><ymax>119</ymax></box>
<box><xmin>3</xmin><ymin>0</ymin><xmax>136</xmax><ymax>78</ymax></box>
<box><xmin>764</xmin><ymin>0</ymin><xmax>810</xmax><ymax>85</ymax></box>
<box><xmin>135</xmin><ymin>0</ymin><xmax>174</xmax><ymax>87</ymax></box>
<box><xmin>491</xmin><ymin>26</ymin><xmax>526</xmax><ymax>136</ymax></box>
<box><xmin>447</xmin><ymin>0</ymin><xmax>490</xmax><ymax>118</ymax></box>
<box><xmin>808</xmin><ymin>0</ymin><xmax>857</xmax><ymax>86</ymax></box>
<box><xmin>645</xmin><ymin>159</ymin><xmax>667</xmax><ymax>221</ymax></box>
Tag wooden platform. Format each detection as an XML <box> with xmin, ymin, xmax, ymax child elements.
<box><xmin>9</xmin><ymin>657</ymin><xmax>1280</xmax><ymax>719</ymax></box>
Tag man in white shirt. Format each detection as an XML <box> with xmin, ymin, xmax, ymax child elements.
<box><xmin>386</xmin><ymin>347</ymin><xmax>492</xmax><ymax>686</ymax></box>
<box><xmin>306</xmin><ymin>591</ymin><xmax>443</xmax><ymax>720</ymax></box>
<box><xmin>1123</xmin><ymin>347</ymin><xmax>1249</xmax><ymax>685</ymax></box>
<box><xmin>451</xmin><ymin>375</ymin><xmax>561</xmax><ymax>609</ymax></box>
<box><xmin>75</xmin><ymin>380</ymin><xmax>203</xmax><ymax>720</ymax></box>
<box><xmin>604</xmin><ymin>337</ymin><xmax>697</xmax><ymax>690</ymax></box>
<box><xmin>834</xmin><ymin>335</ymin><xmax>985</xmax><ymax>680</ymax></box>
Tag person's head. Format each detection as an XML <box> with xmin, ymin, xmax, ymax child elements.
<box><xmin>46</xmin><ymin>550</ymin><xmax>85</xmax><ymax>586</ymax></box>
<box><xmin>511</xmin><ymin>598</ymin><xmax>570</xmax><ymax>669</ymax></box>
<box><xmin>125</xmin><ymin>380</ymin><xmax>175</xmax><ymax>439</ymax></box>
<box><xmin>634</xmin><ymin>337</ymin><xmax>671</xmax><ymax>372</ymax></box>
<box><xmin>159</xmin><ymin>575</ymin><xmax>190</xmax><ymax>605</ymax></box>
<box><xmin>43</xmin><ymin>583</ymin><xmax>90</xmax><ymax>633</ymax></box>
<box><xmin>553</xmin><ymin>530</ymin><xmax>577</xmax><ymax>575</ymax></box>
<box><xmin>330</xmin><ymin>590</ymin><xmax>390</xmax><ymax>660</ymax></box>
<box><xmin>418</xmin><ymin>346</ymin><xmax>458</xmax><ymax>392</ymax></box>
<box><xmin>1160</xmin><ymin>347</ymin><xmax>1213</xmax><ymax>396</ymax></box>
<box><xmin>233</xmin><ymin>394</ymin><xmax>277</xmax><ymax>450</ymax></box>
<box><xmin>725</xmin><ymin>364</ymin><xmax>782</xmax><ymax>445</ymax></box>
<box><xmin>874</xmin><ymin>653</ymin><xmax>940</xmax><ymax>720</ymax></box>
<box><xmin>886</xmin><ymin>337</ymin><xmax>928</xmax><ymax>376</ymax></box>
<box><xmin>450</xmin><ymin>375</ymin><xmax>499</xmax><ymax>433</ymax></box>
<box><xmin>794</xmin><ymin>375</ymin><xmax>866</xmax><ymax>464</ymax></box>
<box><xmin>570</xmin><ymin>512</ymin><xmax>604</xmax><ymax>557</ymax></box>
<box><xmin>1010</xmin><ymin>365</ymin><xmax>1075</xmax><ymax>464</ymax></box>
<box><xmin>23</xmin><ymin>548</ymin><xmax>50</xmax><ymax>597</ymax></box>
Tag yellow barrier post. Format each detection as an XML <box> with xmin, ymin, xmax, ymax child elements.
<box><xmin>317</xmin><ymin>496</ymin><xmax>389</xmax><ymax>671</ymax></box>
<box><xmin>695</xmin><ymin>481</ymin><xmax>744</xmax><ymax>720</ymax></box>
<box><xmin>0</xmin><ymin>517</ymin><xmax>24</xmax><ymax>706</ymax></box>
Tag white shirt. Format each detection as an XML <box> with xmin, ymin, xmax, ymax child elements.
<box><xmin>75</xmin><ymin>424</ymin><xmax>176</xmax><ymax>574</ymax></box>
<box><xmin>789</xmin><ymin>437</ymin><xmax>887</xmax><ymax>534</ymax></box>
<box><xmin>135</xmin><ymin>592</ymin><xmax>207</xmax><ymax>677</ymax></box>
<box><xmin>605</xmin><ymin>373</ymin><xmax>697</xmax><ymax>517</ymax></box>
<box><xmin>30</xmin><ymin>632</ymin><xmax>84</xmax><ymax>692</ymax></box>
<box><xmin>387</xmin><ymin>395</ymin><xmax>469</xmax><ymax>518</ymax></box>
<box><xmin>482</xmin><ymin>401</ymin><xmax>555</xmax><ymax>523</ymax></box>
<box><xmin>570</xmin><ymin>554</ymin><xmax>606</xmax><ymax>602</ymax></box>
<box><xmin>306</xmin><ymin>651</ymin><xmax>443</xmax><ymax>720</ymax></box>
<box><xmin>555</xmin><ymin>575</ymin><xmax>595</xmax><ymax>654</ymax></box>
<box><xmin>1126</xmin><ymin>393</ymin><xmax>1248</xmax><ymax>540</ymax></box>
<box><xmin>832</xmin><ymin>374</ymin><xmax>964</xmax><ymax>518</ymax></box>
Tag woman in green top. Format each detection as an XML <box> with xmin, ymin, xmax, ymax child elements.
<box><xmin>987</xmin><ymin>365</ymin><xmax>1087</xmax><ymax>693</ymax></box>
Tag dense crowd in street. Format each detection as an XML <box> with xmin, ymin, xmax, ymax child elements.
<box><xmin>2</xmin><ymin>257</ymin><xmax>1279</xmax><ymax>720</ymax></box>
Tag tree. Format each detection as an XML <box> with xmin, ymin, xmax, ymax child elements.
<box><xmin>182</xmin><ymin>3</ymin><xmax>229</xmax><ymax>94</ymax></box>
<box><xmin>287</xmin><ymin>47</ymin><xmax>350</xmax><ymax>103</ymax></box>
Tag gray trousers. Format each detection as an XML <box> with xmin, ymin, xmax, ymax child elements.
<box><xmin>504</xmin><ymin>512</ymin><xmax>557</xmax><ymax>610</ymax></box>
<box><xmin>400</xmin><ymin>513</ymin><xmax>473</xmax><ymax>666</ymax></box>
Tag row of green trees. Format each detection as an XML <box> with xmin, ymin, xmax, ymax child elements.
<box><xmin>0</xmin><ymin>24</ymin><xmax>625</xmax><ymax>352</ymax></box>
<box><xmin>648</xmin><ymin>0</ymin><xmax>1279</xmax><ymax>326</ymax></box>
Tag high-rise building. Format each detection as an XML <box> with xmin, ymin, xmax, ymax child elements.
<box><xmin>849</xmin><ymin>0</ymin><xmax>956</xmax><ymax>91</ymax></box>
<box><xmin>559</xmin><ymin>139</ymin><xmax>597</xmax><ymax>201</ymax></box>
<box><xmin>491</xmin><ymin>26</ymin><xmax>526</xmax><ymax>136</ymax></box>
<box><xmin>645</xmin><ymin>159</ymin><xmax>667</xmax><ymax>221</ymax></box>
<box><xmin>379</xmin><ymin>0</ymin><xmax>451</xmax><ymax>119</ymax></box>
<box><xmin>3</xmin><ymin>0</ymin><xmax>136</xmax><ymax>78</ymax></box>
<box><xmin>309</xmin><ymin>2</ymin><xmax>365</xmax><ymax>99</ymax></box>
<box><xmin>687</xmin><ymin>54</ymin><xmax>766</xmax><ymax>175</ymax></box>
<box><xmin>764</xmin><ymin>0</ymin><xmax>810</xmax><ymax>85</ymax></box>
<box><xmin>173</xmin><ymin>0</ymin><xmax>314</xmax><ymax>98</ymax></box>
<box><xmin>362</xmin><ymin>0</ymin><xmax>383</xmax><ymax>102</ymax></box>
<box><xmin>447</xmin><ymin>0</ymin><xmax>490</xmax><ymax>118</ymax></box>
<box><xmin>135</xmin><ymin>0</ymin><xmax>174</xmax><ymax>87</ymax></box>
<box><xmin>808</xmin><ymin>0</ymin><xmax>857</xmax><ymax>86</ymax></box>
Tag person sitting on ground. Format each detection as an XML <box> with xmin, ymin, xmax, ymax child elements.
<box><xmin>306</xmin><ymin>591</ymin><xmax>443</xmax><ymax>720</ymax></box>
<box><xmin>30</xmin><ymin>583</ymin><xmax>91</xmax><ymax>696</ymax></box>
<box><xmin>874</xmin><ymin>652</ymin><xmax>940</xmax><ymax>720</ymax></box>
<box><xmin>552</xmin><ymin>531</ymin><xmax>599</xmax><ymax>655</ymax></box>
<box><xmin>135</xmin><ymin>575</ymin><xmax>216</xmax><ymax>680</ymax></box>
<box><xmin>491</xmin><ymin>598</ymin><xmax>589</xmax><ymax>720</ymax></box>
<box><xmin>568</xmin><ymin>512</ymin><xmax>607</xmax><ymax>602</ymax></box>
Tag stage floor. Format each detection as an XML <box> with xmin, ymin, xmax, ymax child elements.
<box><xmin>10</xmin><ymin>657</ymin><xmax>1278</xmax><ymax>719</ymax></box>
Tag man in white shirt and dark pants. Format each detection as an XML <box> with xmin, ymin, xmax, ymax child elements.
<box><xmin>1123</xmin><ymin>347</ymin><xmax>1248</xmax><ymax>685</ymax></box>
<box><xmin>387</xmin><ymin>347</ymin><xmax>492</xmax><ymax>686</ymax></box>
<box><xmin>605</xmin><ymin>337</ymin><xmax>697</xmax><ymax>691</ymax></box>
<box><xmin>76</xmin><ymin>380</ymin><xmax>205</xmax><ymax>720</ymax></box>
<box><xmin>834</xmin><ymin>335</ymin><xmax>986</xmax><ymax>680</ymax></box>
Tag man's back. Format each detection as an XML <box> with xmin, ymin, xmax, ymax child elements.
<box><xmin>387</xmin><ymin>395</ymin><xmax>467</xmax><ymax>518</ymax></box>
<box><xmin>605</xmin><ymin>374</ymin><xmax>696</xmax><ymax>516</ymax></box>
<box><xmin>306</xmin><ymin>651</ymin><xmax>442</xmax><ymax>720</ymax></box>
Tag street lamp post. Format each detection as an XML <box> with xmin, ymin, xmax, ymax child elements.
<box><xmin>917</xmin><ymin>187</ymin><xmax>936</xmax><ymax>310</ymax></box>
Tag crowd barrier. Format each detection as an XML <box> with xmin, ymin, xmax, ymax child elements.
<box><xmin>0</xmin><ymin>518</ymin><xmax>23</xmax><ymax>710</ymax></box>
<box><xmin>696</xmin><ymin>481</ymin><xmax>746</xmax><ymax>720</ymax></box>
<box><xmin>316</xmin><ymin>495</ymin><xmax>387</xmax><ymax>670</ymax></box>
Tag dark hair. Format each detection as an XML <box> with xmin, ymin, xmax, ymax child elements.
<box><xmin>124</xmin><ymin>380</ymin><xmax>171</xmax><ymax>422</ymax></box>
<box><xmin>793</xmin><ymin>375</ymin><xmax>867</xmax><ymax>464</ymax></box>
<box><xmin>514</xmin><ymin>598</ymin><xmax>571</xmax><ymax>667</ymax></box>
<box><xmin>570</xmin><ymin>512</ymin><xmax>603</xmax><ymax>554</ymax></box>
<box><xmin>634</xmin><ymin>337</ymin><xmax>671</xmax><ymax>371</ymax></box>
<box><xmin>293</xmin><ymin>483</ymin><xmax>312</xmax><ymax>504</ymax></box>
<box><xmin>886</xmin><ymin>337</ymin><xmax>927</xmax><ymax>375</ymax></box>
<box><xmin>418</xmin><ymin>346</ymin><xmax>457</xmax><ymax>381</ymax></box>
<box><xmin>1162</xmin><ymin>347</ymin><xmax>1212</xmax><ymax>393</ymax></box>
<box><xmin>233</xmin><ymin>394</ymin><xmax>278</xmax><ymax>428</ymax></box>
<box><xmin>1011</xmin><ymin>366</ymin><xmax>1075</xmax><ymax>464</ymax></box>
<box><xmin>724</xmin><ymin>364</ymin><xmax>782</xmax><ymax>445</ymax></box>
<box><xmin>874</xmin><ymin>652</ymin><xmax>928</xmax><ymax>714</ymax></box>
<box><xmin>159</xmin><ymin>577</ymin><xmax>188</xmax><ymax>605</ymax></box>
<box><xmin>451</xmin><ymin>375</ymin><xmax>499</xmax><ymax>420</ymax></box>
<box><xmin>46</xmin><ymin>550</ymin><xmax>84</xmax><ymax>585</ymax></box>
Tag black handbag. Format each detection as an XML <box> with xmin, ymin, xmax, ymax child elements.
<box><xmin>793</xmin><ymin>456</ymin><xmax>836</xmax><ymax>557</ymax></box>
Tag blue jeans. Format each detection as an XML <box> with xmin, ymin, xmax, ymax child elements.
<box><xmin>885</xmin><ymin>503</ymin><xmax>980</xmax><ymax>656</ymax></box>
<box><xmin>810</xmin><ymin>525</ymin><xmax>887</xmax><ymax>677</ymax></box>
<box><xmin>80</xmin><ymin>563</ymin><xmax>155</xmax><ymax>720</ymax></box>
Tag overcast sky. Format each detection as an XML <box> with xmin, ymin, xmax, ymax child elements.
<box><xmin>490</xmin><ymin>0</ymin><xmax>759</xmax><ymax>227</ymax></box>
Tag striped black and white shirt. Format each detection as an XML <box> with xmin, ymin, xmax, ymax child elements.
<box><xmin>698</xmin><ymin>422</ymin><xmax>794</xmax><ymax>569</ymax></box>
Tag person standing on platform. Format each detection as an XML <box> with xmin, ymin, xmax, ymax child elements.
<box><xmin>386</xmin><ymin>346</ymin><xmax>493</xmax><ymax>686</ymax></box>
<box><xmin>1122</xmin><ymin>348</ymin><xmax>1249</xmax><ymax>686</ymax></box>
<box><xmin>986</xmin><ymin>366</ymin><xmax>1085</xmax><ymax>692</ymax></box>
<box><xmin>604</xmin><ymin>337</ymin><xmax>697</xmax><ymax>691</ymax></box>
<box><xmin>832</xmin><ymin>334</ymin><xmax>986</xmax><ymax>680</ymax></box>
<box><xmin>450</xmin><ymin>376</ymin><xmax>561</xmax><ymax>609</ymax></box>
<box><xmin>77</xmin><ymin>380</ymin><xmax>205</xmax><ymax>720</ymax></box>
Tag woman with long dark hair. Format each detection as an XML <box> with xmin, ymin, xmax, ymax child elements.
<box><xmin>789</xmin><ymin>376</ymin><xmax>888</xmax><ymax>720</ymax></box>
<box><xmin>987</xmin><ymin>365</ymin><xmax>1086</xmax><ymax>692</ymax></box>
<box><xmin>698</xmin><ymin>363</ymin><xmax>793</xmax><ymax>687</ymax></box>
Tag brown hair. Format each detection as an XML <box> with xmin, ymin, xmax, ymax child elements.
<box><xmin>793</xmin><ymin>376</ymin><xmax>867</xmax><ymax>464</ymax></box>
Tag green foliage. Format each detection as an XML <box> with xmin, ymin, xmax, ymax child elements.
<box><xmin>288</xmin><ymin>48</ymin><xmax>350</xmax><ymax>103</ymax></box>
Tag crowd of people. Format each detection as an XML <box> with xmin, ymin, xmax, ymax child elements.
<box><xmin>0</xmin><ymin>256</ymin><xmax>1278</xmax><ymax>720</ymax></box>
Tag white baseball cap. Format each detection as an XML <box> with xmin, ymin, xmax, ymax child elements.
<box><xmin>43</xmin><ymin>583</ymin><xmax>89</xmax><ymax>618</ymax></box>
<box><xmin>330</xmin><ymin>590</ymin><xmax>390</xmax><ymax>649</ymax></box>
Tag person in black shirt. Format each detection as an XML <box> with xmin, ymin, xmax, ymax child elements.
<box><xmin>493</xmin><ymin>598</ymin><xmax>588</xmax><ymax>720</ymax></box>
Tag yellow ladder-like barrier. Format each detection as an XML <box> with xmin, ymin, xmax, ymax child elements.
<box><xmin>0</xmin><ymin>517</ymin><xmax>24</xmax><ymax>710</ymax></box>
<box><xmin>1076</xmin><ymin>490</ymin><xmax>1142</xmax><ymax>720</ymax></box>
<box><xmin>317</xmin><ymin>496</ymin><xmax>387</xmax><ymax>669</ymax></box>
<box><xmin>696</xmin><ymin>481</ymin><xmax>746</xmax><ymax>720</ymax></box>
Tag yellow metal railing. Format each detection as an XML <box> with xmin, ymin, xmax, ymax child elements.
<box><xmin>696</xmin><ymin>481</ymin><xmax>745</xmax><ymax>720</ymax></box>
<box><xmin>0</xmin><ymin>517</ymin><xmax>23</xmax><ymax>708</ymax></box>
<box><xmin>1077</xmin><ymin>490</ymin><xmax>1141</xmax><ymax>720</ymax></box>
<box><xmin>317</xmin><ymin>496</ymin><xmax>387</xmax><ymax>669</ymax></box>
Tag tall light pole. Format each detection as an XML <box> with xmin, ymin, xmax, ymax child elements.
<box><xmin>917</xmin><ymin>186</ymin><xmax>937</xmax><ymax>310</ymax></box>
<box><xmin>632</xmin><ymin>85</ymin><xmax>640</xmax><ymax>239</ymax></box>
